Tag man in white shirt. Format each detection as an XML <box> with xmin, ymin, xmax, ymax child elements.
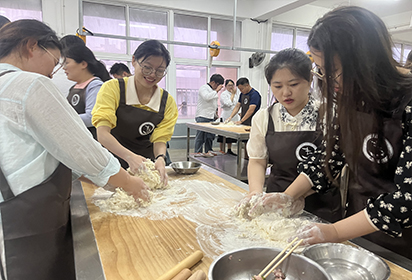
<box><xmin>194</xmin><ymin>74</ymin><xmax>224</xmax><ymax>153</ymax></box>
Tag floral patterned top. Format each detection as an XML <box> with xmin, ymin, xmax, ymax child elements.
<box><xmin>298</xmin><ymin>102</ymin><xmax>412</xmax><ymax>237</ymax></box>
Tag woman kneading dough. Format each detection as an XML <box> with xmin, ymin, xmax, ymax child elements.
<box><xmin>0</xmin><ymin>20</ymin><xmax>148</xmax><ymax>280</ymax></box>
<box><xmin>92</xmin><ymin>40</ymin><xmax>178</xmax><ymax>185</ymax></box>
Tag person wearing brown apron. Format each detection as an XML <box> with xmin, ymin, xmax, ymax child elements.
<box><xmin>0</xmin><ymin>164</ymin><xmax>75</xmax><ymax>280</ymax></box>
<box><xmin>67</xmin><ymin>78</ymin><xmax>100</xmax><ymax>139</ymax></box>
<box><xmin>340</xmin><ymin>98</ymin><xmax>412</xmax><ymax>259</ymax></box>
<box><xmin>91</xmin><ymin>40</ymin><xmax>178</xmax><ymax>186</ymax></box>
<box><xmin>111</xmin><ymin>78</ymin><xmax>169</xmax><ymax>168</ymax></box>
<box><xmin>283</xmin><ymin>7</ymin><xmax>412</xmax><ymax>260</ymax></box>
<box><xmin>63</xmin><ymin>44</ymin><xmax>111</xmax><ymax>140</ymax></box>
<box><xmin>266</xmin><ymin>103</ymin><xmax>342</xmax><ymax>222</ymax></box>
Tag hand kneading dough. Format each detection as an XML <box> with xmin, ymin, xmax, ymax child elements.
<box><xmin>128</xmin><ymin>160</ymin><xmax>169</xmax><ymax>190</ymax></box>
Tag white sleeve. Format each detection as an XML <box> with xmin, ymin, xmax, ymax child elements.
<box><xmin>24</xmin><ymin>76</ymin><xmax>120</xmax><ymax>187</ymax></box>
<box><xmin>220</xmin><ymin>91</ymin><xmax>232</xmax><ymax>108</ymax></box>
<box><xmin>199</xmin><ymin>85</ymin><xmax>218</xmax><ymax>101</ymax></box>
<box><xmin>246</xmin><ymin>108</ymin><xmax>269</xmax><ymax>159</ymax></box>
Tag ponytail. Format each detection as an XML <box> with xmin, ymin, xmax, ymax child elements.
<box><xmin>63</xmin><ymin>44</ymin><xmax>110</xmax><ymax>82</ymax></box>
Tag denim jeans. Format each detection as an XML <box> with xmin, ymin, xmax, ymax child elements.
<box><xmin>194</xmin><ymin>116</ymin><xmax>215</xmax><ymax>153</ymax></box>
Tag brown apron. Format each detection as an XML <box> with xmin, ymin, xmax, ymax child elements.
<box><xmin>111</xmin><ymin>78</ymin><xmax>168</xmax><ymax>168</ymax></box>
<box><xmin>0</xmin><ymin>164</ymin><xmax>75</xmax><ymax>280</ymax></box>
<box><xmin>265</xmin><ymin>104</ymin><xmax>342</xmax><ymax>222</ymax></box>
<box><xmin>67</xmin><ymin>78</ymin><xmax>99</xmax><ymax>139</ymax></box>
<box><xmin>342</xmin><ymin>98</ymin><xmax>412</xmax><ymax>259</ymax></box>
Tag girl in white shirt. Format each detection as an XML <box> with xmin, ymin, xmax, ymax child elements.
<box><xmin>245</xmin><ymin>48</ymin><xmax>342</xmax><ymax>222</ymax></box>
<box><xmin>217</xmin><ymin>79</ymin><xmax>240</xmax><ymax>155</ymax></box>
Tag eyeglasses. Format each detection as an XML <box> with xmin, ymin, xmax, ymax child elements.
<box><xmin>311</xmin><ymin>66</ymin><xmax>342</xmax><ymax>81</ymax></box>
<box><xmin>39</xmin><ymin>45</ymin><xmax>64</xmax><ymax>76</ymax></box>
<box><xmin>137</xmin><ymin>61</ymin><xmax>167</xmax><ymax>78</ymax></box>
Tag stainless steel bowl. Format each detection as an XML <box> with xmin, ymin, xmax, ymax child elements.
<box><xmin>209</xmin><ymin>247</ymin><xmax>332</xmax><ymax>280</ymax></box>
<box><xmin>170</xmin><ymin>161</ymin><xmax>201</xmax><ymax>174</ymax></box>
<box><xmin>303</xmin><ymin>243</ymin><xmax>390</xmax><ymax>280</ymax></box>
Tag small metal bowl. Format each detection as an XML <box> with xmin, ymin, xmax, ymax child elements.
<box><xmin>303</xmin><ymin>243</ymin><xmax>390</xmax><ymax>280</ymax></box>
<box><xmin>209</xmin><ymin>247</ymin><xmax>332</xmax><ymax>280</ymax></box>
<box><xmin>170</xmin><ymin>161</ymin><xmax>201</xmax><ymax>174</ymax></box>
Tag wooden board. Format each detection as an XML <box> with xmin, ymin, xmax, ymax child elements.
<box><xmin>82</xmin><ymin>168</ymin><xmax>412</xmax><ymax>280</ymax></box>
<box><xmin>189</xmin><ymin>122</ymin><xmax>251</xmax><ymax>134</ymax></box>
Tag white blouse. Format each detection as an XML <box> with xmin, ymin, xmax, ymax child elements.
<box><xmin>247</xmin><ymin>96</ymin><xmax>320</xmax><ymax>159</ymax></box>
<box><xmin>0</xmin><ymin>63</ymin><xmax>120</xmax><ymax>201</ymax></box>
<box><xmin>220</xmin><ymin>89</ymin><xmax>240</xmax><ymax>121</ymax></box>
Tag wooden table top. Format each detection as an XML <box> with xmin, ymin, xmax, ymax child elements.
<box><xmin>81</xmin><ymin>168</ymin><xmax>412</xmax><ymax>280</ymax></box>
<box><xmin>186</xmin><ymin>122</ymin><xmax>251</xmax><ymax>135</ymax></box>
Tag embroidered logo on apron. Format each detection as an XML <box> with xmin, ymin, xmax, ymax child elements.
<box><xmin>243</xmin><ymin>97</ymin><xmax>249</xmax><ymax>104</ymax></box>
<box><xmin>362</xmin><ymin>134</ymin><xmax>394</xmax><ymax>163</ymax></box>
<box><xmin>295</xmin><ymin>142</ymin><xmax>317</xmax><ymax>161</ymax></box>
<box><xmin>71</xmin><ymin>94</ymin><xmax>80</xmax><ymax>106</ymax></box>
<box><xmin>139</xmin><ymin>122</ymin><xmax>155</xmax><ymax>135</ymax></box>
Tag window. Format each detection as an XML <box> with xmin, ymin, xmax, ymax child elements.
<box><xmin>174</xmin><ymin>14</ymin><xmax>208</xmax><ymax>60</ymax></box>
<box><xmin>296</xmin><ymin>29</ymin><xmax>310</xmax><ymax>53</ymax></box>
<box><xmin>271</xmin><ymin>27</ymin><xmax>293</xmax><ymax>52</ymax></box>
<box><xmin>211</xmin><ymin>18</ymin><xmax>241</xmax><ymax>61</ymax></box>
<box><xmin>129</xmin><ymin>8</ymin><xmax>167</xmax><ymax>54</ymax></box>
<box><xmin>83</xmin><ymin>2</ymin><xmax>126</xmax><ymax>54</ymax></box>
<box><xmin>392</xmin><ymin>43</ymin><xmax>402</xmax><ymax>63</ymax></box>
<box><xmin>175</xmin><ymin>65</ymin><xmax>208</xmax><ymax>119</ymax></box>
<box><xmin>0</xmin><ymin>0</ymin><xmax>42</xmax><ymax>21</ymax></box>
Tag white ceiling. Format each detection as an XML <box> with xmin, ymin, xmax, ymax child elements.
<box><xmin>127</xmin><ymin>0</ymin><xmax>412</xmax><ymax>44</ymax></box>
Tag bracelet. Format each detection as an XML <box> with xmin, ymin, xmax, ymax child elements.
<box><xmin>155</xmin><ymin>154</ymin><xmax>167</xmax><ymax>161</ymax></box>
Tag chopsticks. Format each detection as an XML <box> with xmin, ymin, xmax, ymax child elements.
<box><xmin>258</xmin><ymin>237</ymin><xmax>303</xmax><ymax>279</ymax></box>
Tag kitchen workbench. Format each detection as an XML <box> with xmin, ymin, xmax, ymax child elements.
<box><xmin>186</xmin><ymin>122</ymin><xmax>250</xmax><ymax>180</ymax></box>
<box><xmin>71</xmin><ymin>166</ymin><xmax>412</xmax><ymax>280</ymax></box>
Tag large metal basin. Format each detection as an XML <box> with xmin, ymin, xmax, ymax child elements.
<box><xmin>209</xmin><ymin>247</ymin><xmax>332</xmax><ymax>280</ymax></box>
<box><xmin>303</xmin><ymin>243</ymin><xmax>390</xmax><ymax>280</ymax></box>
<box><xmin>170</xmin><ymin>161</ymin><xmax>201</xmax><ymax>174</ymax></box>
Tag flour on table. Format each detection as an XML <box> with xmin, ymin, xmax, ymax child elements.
<box><xmin>92</xmin><ymin>172</ymin><xmax>317</xmax><ymax>259</ymax></box>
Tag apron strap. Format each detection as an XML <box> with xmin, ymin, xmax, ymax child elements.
<box><xmin>0</xmin><ymin>168</ymin><xmax>14</xmax><ymax>200</ymax></box>
<box><xmin>0</xmin><ymin>70</ymin><xmax>16</xmax><ymax>78</ymax></box>
<box><xmin>158</xmin><ymin>89</ymin><xmax>169</xmax><ymax>116</ymax></box>
<box><xmin>118</xmin><ymin>78</ymin><xmax>126</xmax><ymax>104</ymax></box>
<box><xmin>266</xmin><ymin>104</ymin><xmax>276</xmax><ymax>135</ymax></box>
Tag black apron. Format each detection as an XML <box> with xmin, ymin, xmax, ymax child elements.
<box><xmin>240</xmin><ymin>91</ymin><xmax>256</xmax><ymax>126</ymax></box>
<box><xmin>0</xmin><ymin>69</ymin><xmax>75</xmax><ymax>279</ymax></box>
<box><xmin>67</xmin><ymin>78</ymin><xmax>99</xmax><ymax>139</ymax></box>
<box><xmin>0</xmin><ymin>164</ymin><xmax>75</xmax><ymax>280</ymax></box>
<box><xmin>342</xmin><ymin>97</ymin><xmax>412</xmax><ymax>259</ymax></box>
<box><xmin>111</xmin><ymin>78</ymin><xmax>168</xmax><ymax>168</ymax></box>
<box><xmin>265</xmin><ymin>104</ymin><xmax>342</xmax><ymax>222</ymax></box>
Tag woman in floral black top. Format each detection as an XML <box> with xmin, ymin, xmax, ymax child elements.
<box><xmin>260</xmin><ymin>6</ymin><xmax>412</xmax><ymax>259</ymax></box>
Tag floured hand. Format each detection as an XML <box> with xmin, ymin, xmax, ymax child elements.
<box><xmin>248</xmin><ymin>192</ymin><xmax>304</xmax><ymax>218</ymax></box>
<box><xmin>291</xmin><ymin>223</ymin><xmax>338</xmax><ymax>245</ymax></box>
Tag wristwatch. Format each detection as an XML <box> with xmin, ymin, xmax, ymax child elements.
<box><xmin>155</xmin><ymin>154</ymin><xmax>167</xmax><ymax>161</ymax></box>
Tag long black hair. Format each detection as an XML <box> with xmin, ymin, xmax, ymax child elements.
<box><xmin>63</xmin><ymin>44</ymin><xmax>111</xmax><ymax>82</ymax></box>
<box><xmin>308</xmin><ymin>6</ymin><xmax>412</xmax><ymax>180</ymax></box>
<box><xmin>0</xmin><ymin>19</ymin><xmax>61</xmax><ymax>60</ymax></box>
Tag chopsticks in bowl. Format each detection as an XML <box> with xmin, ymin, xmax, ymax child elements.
<box><xmin>258</xmin><ymin>237</ymin><xmax>303</xmax><ymax>279</ymax></box>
